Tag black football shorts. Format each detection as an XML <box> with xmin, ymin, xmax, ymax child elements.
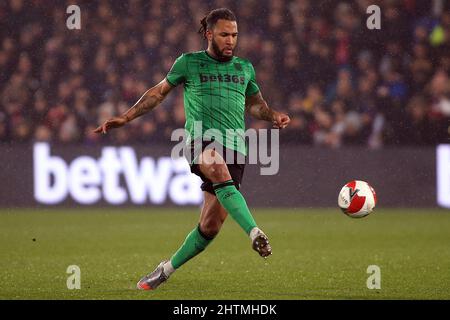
<box><xmin>186</xmin><ymin>140</ymin><xmax>245</xmax><ymax>195</ymax></box>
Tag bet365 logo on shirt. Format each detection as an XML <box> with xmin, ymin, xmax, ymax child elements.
<box><xmin>199</xmin><ymin>73</ymin><xmax>245</xmax><ymax>85</ymax></box>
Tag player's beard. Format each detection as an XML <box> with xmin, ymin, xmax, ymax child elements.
<box><xmin>211</xmin><ymin>37</ymin><xmax>234</xmax><ymax>62</ymax></box>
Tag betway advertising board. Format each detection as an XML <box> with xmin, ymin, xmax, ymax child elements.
<box><xmin>0</xmin><ymin>143</ymin><xmax>445</xmax><ymax>208</ymax></box>
<box><xmin>2</xmin><ymin>143</ymin><xmax>202</xmax><ymax>207</ymax></box>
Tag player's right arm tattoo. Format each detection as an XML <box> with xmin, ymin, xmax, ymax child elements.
<box><xmin>245</xmin><ymin>91</ymin><xmax>274</xmax><ymax>122</ymax></box>
<box><xmin>122</xmin><ymin>79</ymin><xmax>173</xmax><ymax>122</ymax></box>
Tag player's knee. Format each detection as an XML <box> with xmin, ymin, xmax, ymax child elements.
<box><xmin>206</xmin><ymin>163</ymin><xmax>230</xmax><ymax>182</ymax></box>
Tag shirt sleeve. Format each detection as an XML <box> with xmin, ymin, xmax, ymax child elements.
<box><xmin>166</xmin><ymin>54</ymin><xmax>187</xmax><ymax>86</ymax></box>
<box><xmin>245</xmin><ymin>63</ymin><xmax>260</xmax><ymax>97</ymax></box>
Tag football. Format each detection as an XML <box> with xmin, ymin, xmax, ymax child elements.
<box><xmin>338</xmin><ymin>180</ymin><xmax>377</xmax><ymax>218</ymax></box>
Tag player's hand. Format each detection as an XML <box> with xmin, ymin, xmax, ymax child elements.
<box><xmin>272</xmin><ymin>111</ymin><xmax>290</xmax><ymax>129</ymax></box>
<box><xmin>93</xmin><ymin>116</ymin><xmax>128</xmax><ymax>134</ymax></box>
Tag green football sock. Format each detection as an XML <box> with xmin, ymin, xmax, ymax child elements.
<box><xmin>213</xmin><ymin>180</ymin><xmax>257</xmax><ymax>235</ymax></box>
<box><xmin>170</xmin><ymin>225</ymin><xmax>213</xmax><ymax>269</ymax></box>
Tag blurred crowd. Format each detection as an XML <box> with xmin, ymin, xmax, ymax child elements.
<box><xmin>0</xmin><ymin>0</ymin><xmax>449</xmax><ymax>147</ymax></box>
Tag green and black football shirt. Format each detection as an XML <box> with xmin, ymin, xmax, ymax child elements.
<box><xmin>165</xmin><ymin>50</ymin><xmax>260</xmax><ymax>156</ymax></box>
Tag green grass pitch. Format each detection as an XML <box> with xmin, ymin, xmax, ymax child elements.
<box><xmin>0</xmin><ymin>208</ymin><xmax>449</xmax><ymax>300</ymax></box>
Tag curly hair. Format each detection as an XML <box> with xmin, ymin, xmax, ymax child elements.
<box><xmin>198</xmin><ymin>8</ymin><xmax>237</xmax><ymax>39</ymax></box>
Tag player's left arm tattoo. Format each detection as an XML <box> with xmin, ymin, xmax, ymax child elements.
<box><xmin>245</xmin><ymin>92</ymin><xmax>274</xmax><ymax>121</ymax></box>
<box><xmin>245</xmin><ymin>92</ymin><xmax>291</xmax><ymax>129</ymax></box>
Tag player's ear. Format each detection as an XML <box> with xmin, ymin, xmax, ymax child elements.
<box><xmin>206</xmin><ymin>29</ymin><xmax>213</xmax><ymax>42</ymax></box>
